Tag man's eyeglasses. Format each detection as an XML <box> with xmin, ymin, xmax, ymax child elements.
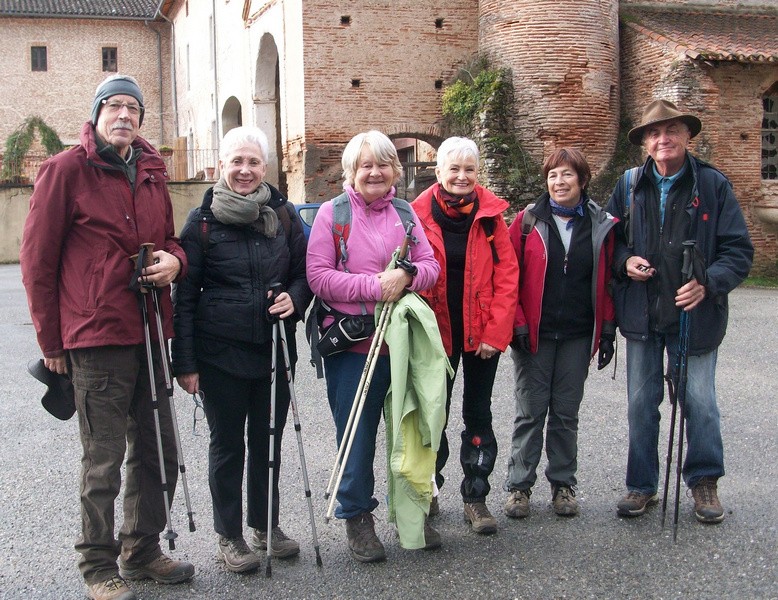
<box><xmin>102</xmin><ymin>100</ymin><xmax>142</xmax><ymax>116</ymax></box>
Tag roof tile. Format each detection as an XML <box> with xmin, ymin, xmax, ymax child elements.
<box><xmin>0</xmin><ymin>0</ymin><xmax>160</xmax><ymax>19</ymax></box>
<box><xmin>623</xmin><ymin>6</ymin><xmax>778</xmax><ymax>64</ymax></box>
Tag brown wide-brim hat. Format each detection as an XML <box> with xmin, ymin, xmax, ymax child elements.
<box><xmin>628</xmin><ymin>99</ymin><xmax>702</xmax><ymax>146</ymax></box>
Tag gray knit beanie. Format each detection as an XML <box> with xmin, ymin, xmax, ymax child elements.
<box><xmin>91</xmin><ymin>75</ymin><xmax>145</xmax><ymax>126</ymax></box>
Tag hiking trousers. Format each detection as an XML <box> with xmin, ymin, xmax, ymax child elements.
<box><xmin>70</xmin><ymin>344</ymin><xmax>177</xmax><ymax>585</ymax></box>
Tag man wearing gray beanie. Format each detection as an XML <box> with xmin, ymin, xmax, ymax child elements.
<box><xmin>20</xmin><ymin>73</ymin><xmax>193</xmax><ymax>600</ymax></box>
<box><xmin>91</xmin><ymin>74</ymin><xmax>146</xmax><ymax>127</ymax></box>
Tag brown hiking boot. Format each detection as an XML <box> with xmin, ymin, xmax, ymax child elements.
<box><xmin>217</xmin><ymin>536</ymin><xmax>262</xmax><ymax>573</ymax></box>
<box><xmin>250</xmin><ymin>527</ymin><xmax>301</xmax><ymax>558</ymax></box>
<box><xmin>552</xmin><ymin>485</ymin><xmax>579</xmax><ymax>516</ymax></box>
<box><xmin>617</xmin><ymin>491</ymin><xmax>659</xmax><ymax>517</ymax></box>
<box><xmin>691</xmin><ymin>477</ymin><xmax>724</xmax><ymax>524</ymax></box>
<box><xmin>119</xmin><ymin>553</ymin><xmax>194</xmax><ymax>584</ymax></box>
<box><xmin>504</xmin><ymin>489</ymin><xmax>531</xmax><ymax>519</ymax></box>
<box><xmin>86</xmin><ymin>576</ymin><xmax>136</xmax><ymax>600</ymax></box>
<box><xmin>463</xmin><ymin>502</ymin><xmax>497</xmax><ymax>534</ymax></box>
<box><xmin>345</xmin><ymin>512</ymin><xmax>386</xmax><ymax>563</ymax></box>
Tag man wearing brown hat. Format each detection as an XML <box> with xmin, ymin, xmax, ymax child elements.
<box><xmin>20</xmin><ymin>74</ymin><xmax>193</xmax><ymax>599</ymax></box>
<box><xmin>606</xmin><ymin>99</ymin><xmax>753</xmax><ymax>524</ymax></box>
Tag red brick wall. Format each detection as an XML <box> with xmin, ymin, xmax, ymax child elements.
<box><xmin>301</xmin><ymin>0</ymin><xmax>479</xmax><ymax>201</ymax></box>
<box><xmin>1</xmin><ymin>17</ymin><xmax>174</xmax><ymax>148</ymax></box>
<box><xmin>478</xmin><ymin>0</ymin><xmax>620</xmax><ymax>176</ymax></box>
<box><xmin>710</xmin><ymin>66</ymin><xmax>778</xmax><ymax>274</ymax></box>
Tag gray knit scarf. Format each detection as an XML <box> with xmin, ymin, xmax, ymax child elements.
<box><xmin>211</xmin><ymin>178</ymin><xmax>278</xmax><ymax>237</ymax></box>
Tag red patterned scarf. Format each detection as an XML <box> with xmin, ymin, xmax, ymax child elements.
<box><xmin>434</xmin><ymin>185</ymin><xmax>478</xmax><ymax>218</ymax></box>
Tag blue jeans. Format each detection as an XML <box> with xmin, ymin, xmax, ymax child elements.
<box><xmin>625</xmin><ymin>332</ymin><xmax>723</xmax><ymax>494</ymax></box>
<box><xmin>324</xmin><ymin>351</ymin><xmax>390</xmax><ymax>519</ymax></box>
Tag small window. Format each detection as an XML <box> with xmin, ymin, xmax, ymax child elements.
<box><xmin>341</xmin><ymin>15</ymin><xmax>351</xmax><ymax>26</ymax></box>
<box><xmin>351</xmin><ymin>79</ymin><xmax>360</xmax><ymax>88</ymax></box>
<box><xmin>434</xmin><ymin>79</ymin><xmax>443</xmax><ymax>90</ymax></box>
<box><xmin>102</xmin><ymin>47</ymin><xmax>117</xmax><ymax>72</ymax></box>
<box><xmin>31</xmin><ymin>46</ymin><xmax>47</xmax><ymax>72</ymax></box>
<box><xmin>435</xmin><ymin>18</ymin><xmax>444</xmax><ymax>29</ymax></box>
<box><xmin>762</xmin><ymin>88</ymin><xmax>778</xmax><ymax>180</ymax></box>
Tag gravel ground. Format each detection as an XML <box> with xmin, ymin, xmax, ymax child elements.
<box><xmin>0</xmin><ymin>263</ymin><xmax>775</xmax><ymax>599</ymax></box>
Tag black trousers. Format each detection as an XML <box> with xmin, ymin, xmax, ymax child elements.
<box><xmin>435</xmin><ymin>325</ymin><xmax>500</xmax><ymax>502</ymax></box>
<box><xmin>199</xmin><ymin>361</ymin><xmax>290</xmax><ymax>539</ymax></box>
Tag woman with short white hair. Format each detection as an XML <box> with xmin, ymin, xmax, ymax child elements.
<box><xmin>172</xmin><ymin>125</ymin><xmax>311</xmax><ymax>573</ymax></box>
<box><xmin>411</xmin><ymin>136</ymin><xmax>518</xmax><ymax>535</ymax></box>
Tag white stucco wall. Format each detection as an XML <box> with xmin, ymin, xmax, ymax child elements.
<box><xmin>168</xmin><ymin>0</ymin><xmax>305</xmax><ymax>198</ymax></box>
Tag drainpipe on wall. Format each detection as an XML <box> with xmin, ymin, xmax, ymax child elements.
<box><xmin>154</xmin><ymin>1</ymin><xmax>179</xmax><ymax>138</ymax></box>
<box><xmin>143</xmin><ymin>19</ymin><xmax>164</xmax><ymax>143</ymax></box>
<box><xmin>211</xmin><ymin>0</ymin><xmax>221</xmax><ymax>143</ymax></box>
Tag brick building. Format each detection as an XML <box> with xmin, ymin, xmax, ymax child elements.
<box><xmin>0</xmin><ymin>0</ymin><xmax>173</xmax><ymax>148</ymax></box>
<box><xmin>2</xmin><ymin>0</ymin><xmax>777</xmax><ymax>271</ymax></box>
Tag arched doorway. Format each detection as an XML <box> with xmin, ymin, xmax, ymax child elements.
<box><xmin>221</xmin><ymin>96</ymin><xmax>243</xmax><ymax>136</ymax></box>
<box><xmin>390</xmin><ymin>135</ymin><xmax>440</xmax><ymax>200</ymax></box>
<box><xmin>254</xmin><ymin>33</ymin><xmax>284</xmax><ymax>194</ymax></box>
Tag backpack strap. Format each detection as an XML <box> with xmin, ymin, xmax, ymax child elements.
<box><xmin>481</xmin><ymin>217</ymin><xmax>500</xmax><ymax>264</ymax></box>
<box><xmin>390</xmin><ymin>197</ymin><xmax>416</xmax><ymax>233</ymax></box>
<box><xmin>621</xmin><ymin>166</ymin><xmax>642</xmax><ymax>250</ymax></box>
<box><xmin>330</xmin><ymin>193</ymin><xmax>351</xmax><ymax>268</ymax></box>
<box><xmin>518</xmin><ymin>203</ymin><xmax>537</xmax><ymax>271</ymax></box>
<box><xmin>199</xmin><ymin>216</ymin><xmax>210</xmax><ymax>256</ymax></box>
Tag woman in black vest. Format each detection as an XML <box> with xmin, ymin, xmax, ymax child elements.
<box><xmin>504</xmin><ymin>148</ymin><xmax>616</xmax><ymax>518</ymax></box>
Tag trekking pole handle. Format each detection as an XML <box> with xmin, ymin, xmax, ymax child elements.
<box><xmin>681</xmin><ymin>240</ymin><xmax>695</xmax><ymax>283</ymax></box>
<box><xmin>398</xmin><ymin>220</ymin><xmax>414</xmax><ymax>262</ymax></box>
<box><xmin>266</xmin><ymin>282</ymin><xmax>284</xmax><ymax>322</ymax></box>
<box><xmin>129</xmin><ymin>243</ymin><xmax>155</xmax><ymax>294</ymax></box>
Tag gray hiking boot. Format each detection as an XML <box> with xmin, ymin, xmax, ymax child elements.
<box><xmin>250</xmin><ymin>526</ymin><xmax>300</xmax><ymax>558</ymax></box>
<box><xmin>617</xmin><ymin>491</ymin><xmax>659</xmax><ymax>517</ymax></box>
<box><xmin>691</xmin><ymin>477</ymin><xmax>724</xmax><ymax>524</ymax></box>
<box><xmin>86</xmin><ymin>576</ymin><xmax>136</xmax><ymax>600</ymax></box>
<box><xmin>423</xmin><ymin>520</ymin><xmax>442</xmax><ymax>550</ymax></box>
<box><xmin>552</xmin><ymin>485</ymin><xmax>579</xmax><ymax>516</ymax></box>
<box><xmin>463</xmin><ymin>501</ymin><xmax>497</xmax><ymax>534</ymax></box>
<box><xmin>345</xmin><ymin>512</ymin><xmax>386</xmax><ymax>563</ymax></box>
<box><xmin>217</xmin><ymin>536</ymin><xmax>262</xmax><ymax>573</ymax></box>
<box><xmin>505</xmin><ymin>489</ymin><xmax>531</xmax><ymax>518</ymax></box>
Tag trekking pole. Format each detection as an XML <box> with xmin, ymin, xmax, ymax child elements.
<box><xmin>660</xmin><ymin>373</ymin><xmax>677</xmax><ymax>530</ymax></box>
<box><xmin>266</xmin><ymin>284</ymin><xmax>281</xmax><ymax>578</ymax></box>
<box><xmin>323</xmin><ymin>300</ymin><xmax>392</xmax><ymax>522</ymax></box>
<box><xmin>268</xmin><ymin>283</ymin><xmax>323</xmax><ymax>568</ymax></box>
<box><xmin>663</xmin><ymin>240</ymin><xmax>695</xmax><ymax>542</ymax></box>
<box><xmin>147</xmin><ymin>266</ymin><xmax>196</xmax><ymax>533</ymax></box>
<box><xmin>324</xmin><ymin>221</ymin><xmax>415</xmax><ymax>522</ymax></box>
<box><xmin>129</xmin><ymin>243</ymin><xmax>177</xmax><ymax>550</ymax></box>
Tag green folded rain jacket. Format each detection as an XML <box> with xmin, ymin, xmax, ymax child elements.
<box><xmin>382</xmin><ymin>292</ymin><xmax>451</xmax><ymax>549</ymax></box>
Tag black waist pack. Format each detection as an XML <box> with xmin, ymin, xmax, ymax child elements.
<box><xmin>316</xmin><ymin>301</ymin><xmax>375</xmax><ymax>357</ymax></box>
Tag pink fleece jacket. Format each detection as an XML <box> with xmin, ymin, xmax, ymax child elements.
<box><xmin>306</xmin><ymin>186</ymin><xmax>439</xmax><ymax>322</ymax></box>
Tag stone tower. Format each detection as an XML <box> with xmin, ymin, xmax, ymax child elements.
<box><xmin>479</xmin><ymin>0</ymin><xmax>620</xmax><ymax>176</ymax></box>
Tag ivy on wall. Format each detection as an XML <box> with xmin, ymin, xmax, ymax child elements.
<box><xmin>2</xmin><ymin>116</ymin><xmax>64</xmax><ymax>183</ymax></box>
<box><xmin>441</xmin><ymin>56</ymin><xmax>542</xmax><ymax>212</ymax></box>
<box><xmin>587</xmin><ymin>114</ymin><xmax>644</xmax><ymax>203</ymax></box>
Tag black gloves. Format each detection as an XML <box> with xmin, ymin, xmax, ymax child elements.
<box><xmin>396</xmin><ymin>257</ymin><xmax>418</xmax><ymax>277</ymax></box>
<box><xmin>597</xmin><ymin>334</ymin><xmax>615</xmax><ymax>370</ymax></box>
<box><xmin>510</xmin><ymin>333</ymin><xmax>530</xmax><ymax>354</ymax></box>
